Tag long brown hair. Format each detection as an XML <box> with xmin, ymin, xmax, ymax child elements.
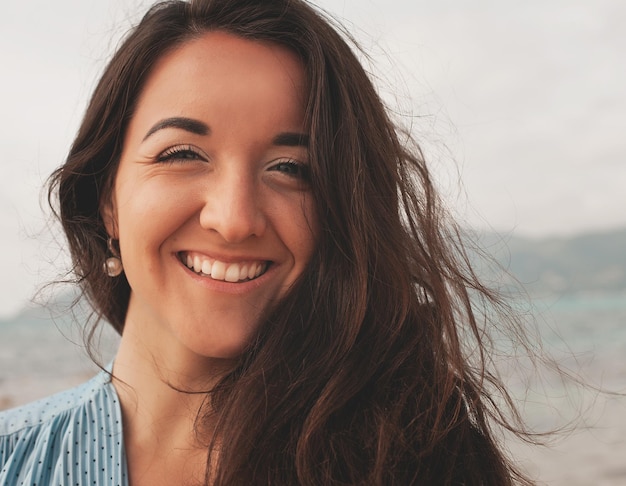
<box><xmin>49</xmin><ymin>0</ymin><xmax>534</xmax><ymax>484</ymax></box>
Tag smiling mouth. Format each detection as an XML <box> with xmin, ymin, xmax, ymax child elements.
<box><xmin>179</xmin><ymin>251</ymin><xmax>270</xmax><ymax>283</ymax></box>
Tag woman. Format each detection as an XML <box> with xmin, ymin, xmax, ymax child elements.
<box><xmin>1</xmin><ymin>0</ymin><xmax>534</xmax><ymax>484</ymax></box>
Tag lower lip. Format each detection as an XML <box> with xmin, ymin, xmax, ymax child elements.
<box><xmin>174</xmin><ymin>254</ymin><xmax>275</xmax><ymax>295</ymax></box>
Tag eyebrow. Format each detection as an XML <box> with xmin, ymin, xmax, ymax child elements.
<box><xmin>272</xmin><ymin>132</ymin><xmax>309</xmax><ymax>148</ymax></box>
<box><xmin>142</xmin><ymin>116</ymin><xmax>309</xmax><ymax>148</ymax></box>
<box><xmin>143</xmin><ymin>117</ymin><xmax>210</xmax><ymax>141</ymax></box>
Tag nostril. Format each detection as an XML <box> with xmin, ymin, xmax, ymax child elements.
<box><xmin>198</xmin><ymin>189</ymin><xmax>266</xmax><ymax>242</ymax></box>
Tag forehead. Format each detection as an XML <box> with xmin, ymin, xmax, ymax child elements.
<box><xmin>128</xmin><ymin>31</ymin><xmax>308</xmax><ymax>135</ymax></box>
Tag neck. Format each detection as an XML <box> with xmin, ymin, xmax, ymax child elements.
<box><xmin>111</xmin><ymin>316</ymin><xmax>234</xmax><ymax>484</ymax></box>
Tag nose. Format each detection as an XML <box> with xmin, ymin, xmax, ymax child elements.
<box><xmin>199</xmin><ymin>168</ymin><xmax>267</xmax><ymax>243</ymax></box>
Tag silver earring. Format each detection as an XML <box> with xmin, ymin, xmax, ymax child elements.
<box><xmin>103</xmin><ymin>238</ymin><xmax>123</xmax><ymax>277</ymax></box>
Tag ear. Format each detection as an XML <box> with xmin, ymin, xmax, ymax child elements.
<box><xmin>100</xmin><ymin>193</ymin><xmax>118</xmax><ymax>239</ymax></box>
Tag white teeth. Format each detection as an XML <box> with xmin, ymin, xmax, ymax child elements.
<box><xmin>248</xmin><ymin>264</ymin><xmax>256</xmax><ymax>279</ymax></box>
<box><xmin>182</xmin><ymin>253</ymin><xmax>268</xmax><ymax>282</ymax></box>
<box><xmin>201</xmin><ymin>260</ymin><xmax>212</xmax><ymax>275</ymax></box>
<box><xmin>211</xmin><ymin>260</ymin><xmax>226</xmax><ymax>280</ymax></box>
<box><xmin>224</xmin><ymin>265</ymin><xmax>240</xmax><ymax>282</ymax></box>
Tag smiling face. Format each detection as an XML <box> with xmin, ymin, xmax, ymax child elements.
<box><xmin>102</xmin><ymin>31</ymin><xmax>317</xmax><ymax>360</ymax></box>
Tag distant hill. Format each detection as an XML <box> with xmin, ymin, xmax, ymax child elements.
<box><xmin>476</xmin><ymin>227</ymin><xmax>626</xmax><ymax>295</ymax></box>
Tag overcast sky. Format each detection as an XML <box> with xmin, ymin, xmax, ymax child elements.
<box><xmin>1</xmin><ymin>0</ymin><xmax>624</xmax><ymax>318</ymax></box>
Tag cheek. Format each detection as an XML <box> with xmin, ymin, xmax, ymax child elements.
<box><xmin>118</xmin><ymin>178</ymin><xmax>197</xmax><ymax>226</ymax></box>
<box><xmin>290</xmin><ymin>199</ymin><xmax>318</xmax><ymax>267</ymax></box>
<box><xmin>115</xmin><ymin>193</ymin><xmax>195</xmax><ymax>265</ymax></box>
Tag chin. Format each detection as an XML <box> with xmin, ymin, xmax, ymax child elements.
<box><xmin>182</xmin><ymin>326</ymin><xmax>258</xmax><ymax>361</ymax></box>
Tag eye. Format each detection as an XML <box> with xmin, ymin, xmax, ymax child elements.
<box><xmin>270</xmin><ymin>160</ymin><xmax>310</xmax><ymax>181</ymax></box>
<box><xmin>156</xmin><ymin>145</ymin><xmax>206</xmax><ymax>164</ymax></box>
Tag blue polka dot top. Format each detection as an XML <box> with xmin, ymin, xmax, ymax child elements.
<box><xmin>0</xmin><ymin>369</ymin><xmax>128</xmax><ymax>486</ymax></box>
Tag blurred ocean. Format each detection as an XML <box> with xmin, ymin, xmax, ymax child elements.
<box><xmin>0</xmin><ymin>300</ymin><xmax>119</xmax><ymax>409</ymax></box>
<box><xmin>534</xmin><ymin>293</ymin><xmax>626</xmax><ymax>386</ymax></box>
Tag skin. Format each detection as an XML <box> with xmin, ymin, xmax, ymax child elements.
<box><xmin>101</xmin><ymin>31</ymin><xmax>317</xmax><ymax>485</ymax></box>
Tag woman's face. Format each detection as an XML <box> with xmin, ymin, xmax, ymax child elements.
<box><xmin>102</xmin><ymin>31</ymin><xmax>317</xmax><ymax>360</ymax></box>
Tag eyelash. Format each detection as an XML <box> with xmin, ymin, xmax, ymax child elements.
<box><xmin>156</xmin><ymin>145</ymin><xmax>204</xmax><ymax>163</ymax></box>
<box><xmin>155</xmin><ymin>147</ymin><xmax>310</xmax><ymax>181</ymax></box>
<box><xmin>272</xmin><ymin>160</ymin><xmax>310</xmax><ymax>181</ymax></box>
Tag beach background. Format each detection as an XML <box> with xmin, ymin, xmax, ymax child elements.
<box><xmin>504</xmin><ymin>293</ymin><xmax>626</xmax><ymax>485</ymax></box>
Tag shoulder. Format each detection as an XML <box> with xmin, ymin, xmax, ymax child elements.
<box><xmin>0</xmin><ymin>369</ymin><xmax>128</xmax><ymax>485</ymax></box>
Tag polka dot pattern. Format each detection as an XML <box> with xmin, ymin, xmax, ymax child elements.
<box><xmin>0</xmin><ymin>369</ymin><xmax>128</xmax><ymax>485</ymax></box>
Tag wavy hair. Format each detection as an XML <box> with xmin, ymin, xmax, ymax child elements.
<box><xmin>49</xmin><ymin>0</ymin><xmax>534</xmax><ymax>484</ymax></box>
